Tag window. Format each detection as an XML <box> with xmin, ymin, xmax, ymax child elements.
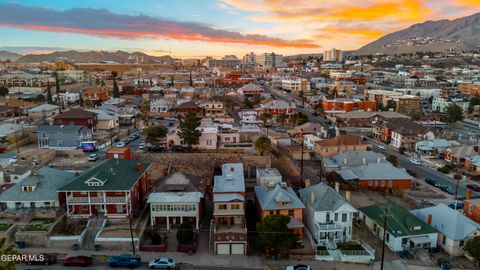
<box><xmin>381</xmin><ymin>180</ymin><xmax>385</xmax><ymax>187</ymax></box>
<box><xmin>460</xmin><ymin>240</ymin><xmax>465</xmax><ymax>247</ymax></box>
<box><xmin>442</xmin><ymin>235</ymin><xmax>446</xmax><ymax>245</ymax></box>
<box><xmin>342</xmin><ymin>213</ymin><xmax>347</xmax><ymax>222</ymax></box>
<box><xmin>288</xmin><ymin>210</ymin><xmax>294</xmax><ymax>217</ymax></box>
<box><xmin>231</xmin><ymin>204</ymin><xmax>240</xmax><ymax>210</ymax></box>
<box><xmin>219</xmin><ymin>204</ymin><xmax>227</xmax><ymax>210</ymax></box>
<box><xmin>326</xmin><ymin>212</ymin><xmax>330</xmax><ymax>222</ymax></box>
<box><xmin>368</xmin><ymin>181</ymin><xmax>373</xmax><ymax>187</ymax></box>
<box><xmin>334</xmin><ymin>213</ymin><xmax>338</xmax><ymax>222</ymax></box>
<box><xmin>402</xmin><ymin>238</ymin><xmax>407</xmax><ymax>245</ymax></box>
<box><xmin>469</xmin><ymin>205</ymin><xmax>474</xmax><ymax>214</ymax></box>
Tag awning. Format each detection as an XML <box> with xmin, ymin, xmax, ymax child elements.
<box><xmin>410</xmin><ymin>236</ymin><xmax>430</xmax><ymax>244</ymax></box>
<box><xmin>287</xmin><ymin>219</ymin><xmax>304</xmax><ymax>229</ymax></box>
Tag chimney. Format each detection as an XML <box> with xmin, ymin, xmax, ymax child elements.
<box><xmin>305</xmin><ymin>179</ymin><xmax>311</xmax><ymax>188</ymax></box>
<box><xmin>343</xmin><ymin>158</ymin><xmax>347</xmax><ymax>165</ymax></box>
<box><xmin>136</xmin><ymin>163</ymin><xmax>142</xmax><ymax>173</ymax></box>
<box><xmin>467</xmin><ymin>189</ymin><xmax>472</xmax><ymax>200</ymax></box>
<box><xmin>362</xmin><ymin>158</ymin><xmax>366</xmax><ymax>165</ymax></box>
<box><xmin>335</xmin><ymin>182</ymin><xmax>340</xmax><ymax>193</ymax></box>
<box><xmin>310</xmin><ymin>191</ymin><xmax>315</xmax><ymax>204</ymax></box>
<box><xmin>427</xmin><ymin>214</ymin><xmax>432</xmax><ymax>225</ymax></box>
<box><xmin>377</xmin><ymin>157</ymin><xmax>382</xmax><ymax>163</ymax></box>
<box><xmin>346</xmin><ymin>190</ymin><xmax>351</xmax><ymax>202</ymax></box>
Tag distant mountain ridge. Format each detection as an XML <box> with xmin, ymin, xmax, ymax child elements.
<box><xmin>0</xmin><ymin>51</ymin><xmax>22</xmax><ymax>61</ymax></box>
<box><xmin>357</xmin><ymin>12</ymin><xmax>480</xmax><ymax>55</ymax></box>
<box><xmin>15</xmin><ymin>50</ymin><xmax>174</xmax><ymax>64</ymax></box>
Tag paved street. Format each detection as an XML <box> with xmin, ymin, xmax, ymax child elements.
<box><xmin>17</xmin><ymin>263</ymin><xmax>253</xmax><ymax>270</ymax></box>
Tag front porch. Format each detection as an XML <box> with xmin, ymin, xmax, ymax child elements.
<box><xmin>315</xmin><ymin>222</ymin><xmax>345</xmax><ymax>246</ymax></box>
<box><xmin>151</xmin><ymin>216</ymin><xmax>199</xmax><ymax>230</ymax></box>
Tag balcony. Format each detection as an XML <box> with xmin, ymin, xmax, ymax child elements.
<box><xmin>315</xmin><ymin>222</ymin><xmax>344</xmax><ymax>232</ymax></box>
<box><xmin>213</xmin><ymin>208</ymin><xmax>244</xmax><ymax>216</ymax></box>
<box><xmin>67</xmin><ymin>195</ymin><xmax>128</xmax><ymax>204</ymax></box>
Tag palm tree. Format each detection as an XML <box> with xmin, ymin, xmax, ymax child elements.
<box><xmin>111</xmin><ymin>71</ymin><xmax>120</xmax><ymax>98</ymax></box>
<box><xmin>0</xmin><ymin>238</ymin><xmax>17</xmax><ymax>270</ymax></box>
<box><xmin>254</xmin><ymin>136</ymin><xmax>272</xmax><ymax>156</ymax></box>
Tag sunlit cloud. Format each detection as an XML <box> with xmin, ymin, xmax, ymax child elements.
<box><xmin>0</xmin><ymin>3</ymin><xmax>319</xmax><ymax>49</ymax></box>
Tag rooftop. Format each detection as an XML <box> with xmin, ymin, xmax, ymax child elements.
<box><xmin>299</xmin><ymin>183</ymin><xmax>356</xmax><ymax>212</ymax></box>
<box><xmin>254</xmin><ymin>183</ymin><xmax>304</xmax><ymax>211</ymax></box>
<box><xmin>213</xmin><ymin>163</ymin><xmax>245</xmax><ymax>194</ymax></box>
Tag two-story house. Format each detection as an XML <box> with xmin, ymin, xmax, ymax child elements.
<box><xmin>27</xmin><ymin>104</ymin><xmax>60</xmax><ymax>121</ymax></box>
<box><xmin>299</xmin><ymin>183</ymin><xmax>357</xmax><ymax>249</ymax></box>
<box><xmin>148</xmin><ymin>172</ymin><xmax>204</xmax><ymax>230</ymax></box>
<box><xmin>53</xmin><ymin>108</ymin><xmax>98</xmax><ymax>133</ymax></box>
<box><xmin>212</xmin><ymin>163</ymin><xmax>247</xmax><ymax>255</ymax></box>
<box><xmin>58</xmin><ymin>159</ymin><xmax>151</xmax><ymax>220</ymax></box>
<box><xmin>254</xmin><ymin>182</ymin><xmax>305</xmax><ymax>240</ymax></box>
<box><xmin>201</xmin><ymin>101</ymin><xmax>225</xmax><ymax>117</ymax></box>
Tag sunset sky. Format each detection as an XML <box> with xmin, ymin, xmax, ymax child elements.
<box><xmin>1</xmin><ymin>0</ymin><xmax>480</xmax><ymax>58</ymax></box>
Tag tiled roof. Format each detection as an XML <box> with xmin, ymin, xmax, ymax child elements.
<box><xmin>299</xmin><ymin>183</ymin><xmax>355</xmax><ymax>212</ymax></box>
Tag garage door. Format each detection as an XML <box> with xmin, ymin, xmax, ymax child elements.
<box><xmin>217</xmin><ymin>244</ymin><xmax>230</xmax><ymax>255</ymax></box>
<box><xmin>231</xmin><ymin>244</ymin><xmax>245</xmax><ymax>255</ymax></box>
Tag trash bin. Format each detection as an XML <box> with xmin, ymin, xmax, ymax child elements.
<box><xmin>16</xmin><ymin>241</ymin><xmax>25</xmax><ymax>249</ymax></box>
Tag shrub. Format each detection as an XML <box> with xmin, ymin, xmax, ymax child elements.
<box><xmin>454</xmin><ymin>174</ymin><xmax>462</xmax><ymax>180</ymax></box>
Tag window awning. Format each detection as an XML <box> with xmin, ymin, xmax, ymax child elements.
<box><xmin>410</xmin><ymin>236</ymin><xmax>430</xmax><ymax>244</ymax></box>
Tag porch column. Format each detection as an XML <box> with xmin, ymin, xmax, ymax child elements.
<box><xmin>151</xmin><ymin>216</ymin><xmax>154</xmax><ymax>226</ymax></box>
<box><xmin>88</xmin><ymin>192</ymin><xmax>92</xmax><ymax>216</ymax></box>
<box><xmin>196</xmin><ymin>217</ymin><xmax>199</xmax><ymax>230</ymax></box>
<box><xmin>180</xmin><ymin>216</ymin><xmax>183</xmax><ymax>224</ymax></box>
<box><xmin>166</xmin><ymin>216</ymin><xmax>170</xmax><ymax>230</ymax></box>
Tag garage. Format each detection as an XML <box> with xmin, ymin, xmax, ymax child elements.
<box><xmin>231</xmin><ymin>244</ymin><xmax>245</xmax><ymax>254</ymax></box>
<box><xmin>216</xmin><ymin>243</ymin><xmax>230</xmax><ymax>255</ymax></box>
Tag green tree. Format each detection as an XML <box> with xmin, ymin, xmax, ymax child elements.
<box><xmin>0</xmin><ymin>238</ymin><xmax>17</xmax><ymax>270</ymax></box>
<box><xmin>256</xmin><ymin>215</ymin><xmax>297</xmax><ymax>254</ymax></box>
<box><xmin>252</xmin><ymin>93</ymin><xmax>262</xmax><ymax>105</ymax></box>
<box><xmin>445</xmin><ymin>103</ymin><xmax>464</xmax><ymax>123</ymax></box>
<box><xmin>386</xmin><ymin>100</ymin><xmax>396</xmax><ymax>111</ymax></box>
<box><xmin>0</xmin><ymin>86</ymin><xmax>9</xmax><ymax>97</ymax></box>
<box><xmin>176</xmin><ymin>222</ymin><xmax>195</xmax><ymax>244</ymax></box>
<box><xmin>111</xmin><ymin>71</ymin><xmax>120</xmax><ymax>98</ymax></box>
<box><xmin>386</xmin><ymin>154</ymin><xmax>398</xmax><ymax>167</ymax></box>
<box><xmin>55</xmin><ymin>71</ymin><xmax>61</xmax><ymax>94</ymax></box>
<box><xmin>178</xmin><ymin>111</ymin><xmax>202</xmax><ymax>150</ymax></box>
<box><xmin>144</xmin><ymin>125</ymin><xmax>167</xmax><ymax>144</ymax></box>
<box><xmin>140</xmin><ymin>101</ymin><xmax>150</xmax><ymax>123</ymax></box>
<box><xmin>296</xmin><ymin>112</ymin><xmax>309</xmax><ymax>125</ymax></box>
<box><xmin>465</xmin><ymin>236</ymin><xmax>480</xmax><ymax>263</ymax></box>
<box><xmin>243</xmin><ymin>98</ymin><xmax>253</xmax><ymax>109</ymax></box>
<box><xmin>254</xmin><ymin>136</ymin><xmax>271</xmax><ymax>156</ymax></box>
<box><xmin>46</xmin><ymin>83</ymin><xmax>53</xmax><ymax>104</ymax></box>
<box><xmin>469</xmin><ymin>94</ymin><xmax>480</xmax><ymax>114</ymax></box>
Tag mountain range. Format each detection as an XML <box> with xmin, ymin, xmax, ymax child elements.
<box><xmin>357</xmin><ymin>12</ymin><xmax>480</xmax><ymax>55</ymax></box>
<box><xmin>14</xmin><ymin>50</ymin><xmax>174</xmax><ymax>64</ymax></box>
<box><xmin>0</xmin><ymin>51</ymin><xmax>22</xmax><ymax>61</ymax></box>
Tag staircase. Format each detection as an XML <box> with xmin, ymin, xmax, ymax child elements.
<box><xmin>82</xmin><ymin>217</ymin><xmax>105</xmax><ymax>250</ymax></box>
<box><xmin>166</xmin><ymin>229</ymin><xmax>177</xmax><ymax>252</ymax></box>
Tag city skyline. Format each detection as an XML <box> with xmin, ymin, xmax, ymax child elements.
<box><xmin>1</xmin><ymin>0</ymin><xmax>480</xmax><ymax>58</ymax></box>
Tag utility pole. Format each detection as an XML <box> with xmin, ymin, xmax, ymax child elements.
<box><xmin>380</xmin><ymin>206</ymin><xmax>388</xmax><ymax>270</ymax></box>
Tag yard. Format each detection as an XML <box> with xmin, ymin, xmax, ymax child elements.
<box><xmin>22</xmin><ymin>224</ymin><xmax>50</xmax><ymax>232</ymax></box>
<box><xmin>0</xmin><ymin>223</ymin><xmax>12</xmax><ymax>231</ymax></box>
<box><xmin>30</xmin><ymin>217</ymin><xmax>55</xmax><ymax>224</ymax></box>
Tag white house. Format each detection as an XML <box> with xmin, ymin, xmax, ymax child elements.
<box><xmin>299</xmin><ymin>183</ymin><xmax>357</xmax><ymax>248</ymax></box>
<box><xmin>239</xmin><ymin>110</ymin><xmax>259</xmax><ymax>124</ymax></box>
<box><xmin>411</xmin><ymin>204</ymin><xmax>480</xmax><ymax>256</ymax></box>
<box><xmin>256</xmin><ymin>167</ymin><xmax>282</xmax><ymax>187</ymax></box>
<box><xmin>359</xmin><ymin>202</ymin><xmax>438</xmax><ymax>252</ymax></box>
<box><xmin>150</xmin><ymin>99</ymin><xmax>171</xmax><ymax>113</ymax></box>
<box><xmin>147</xmin><ymin>172</ymin><xmax>204</xmax><ymax>230</ymax></box>
<box><xmin>303</xmin><ymin>134</ymin><xmax>322</xmax><ymax>150</ymax></box>
<box><xmin>432</xmin><ymin>96</ymin><xmax>470</xmax><ymax>113</ymax></box>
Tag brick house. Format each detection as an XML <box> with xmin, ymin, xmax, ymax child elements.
<box><xmin>212</xmin><ymin>163</ymin><xmax>247</xmax><ymax>255</ymax></box>
<box><xmin>82</xmin><ymin>87</ymin><xmax>109</xmax><ymax>105</ymax></box>
<box><xmin>175</xmin><ymin>101</ymin><xmax>202</xmax><ymax>116</ymax></box>
<box><xmin>58</xmin><ymin>159</ymin><xmax>151</xmax><ymax>220</ymax></box>
<box><xmin>53</xmin><ymin>108</ymin><xmax>98</xmax><ymax>133</ymax></box>
<box><xmin>106</xmin><ymin>147</ymin><xmax>132</xmax><ymax>160</ymax></box>
<box><xmin>314</xmin><ymin>135</ymin><xmax>371</xmax><ymax>158</ymax></box>
<box><xmin>464</xmin><ymin>191</ymin><xmax>480</xmax><ymax>224</ymax></box>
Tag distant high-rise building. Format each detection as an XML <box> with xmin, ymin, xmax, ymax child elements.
<box><xmin>323</xmin><ymin>48</ymin><xmax>343</xmax><ymax>62</ymax></box>
<box><xmin>205</xmin><ymin>55</ymin><xmax>240</xmax><ymax>68</ymax></box>
<box><xmin>255</xmin><ymin>52</ymin><xmax>284</xmax><ymax>70</ymax></box>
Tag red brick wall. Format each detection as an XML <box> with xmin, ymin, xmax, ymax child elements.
<box><xmin>359</xmin><ymin>179</ymin><xmax>412</xmax><ymax>190</ymax></box>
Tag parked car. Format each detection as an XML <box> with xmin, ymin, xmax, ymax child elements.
<box><xmin>88</xmin><ymin>154</ymin><xmax>100</xmax><ymax>161</ymax></box>
<box><xmin>148</xmin><ymin>258</ymin><xmax>176</xmax><ymax>269</ymax></box>
<box><xmin>25</xmin><ymin>254</ymin><xmax>57</xmax><ymax>265</ymax></box>
<box><xmin>286</xmin><ymin>265</ymin><xmax>312</xmax><ymax>270</ymax></box>
<box><xmin>8</xmin><ymin>156</ymin><xmax>17</xmax><ymax>164</ymax></box>
<box><xmin>115</xmin><ymin>142</ymin><xmax>126</xmax><ymax>147</ymax></box>
<box><xmin>63</xmin><ymin>256</ymin><xmax>93</xmax><ymax>267</ymax></box>
<box><xmin>467</xmin><ymin>184</ymin><xmax>480</xmax><ymax>192</ymax></box>
<box><xmin>377</xmin><ymin>145</ymin><xmax>387</xmax><ymax>150</ymax></box>
<box><xmin>138</xmin><ymin>143</ymin><xmax>146</xmax><ymax>150</ymax></box>
<box><xmin>108</xmin><ymin>254</ymin><xmax>141</xmax><ymax>268</ymax></box>
<box><xmin>409</xmin><ymin>159</ymin><xmax>422</xmax><ymax>165</ymax></box>
<box><xmin>425</xmin><ymin>178</ymin><xmax>437</xmax><ymax>186</ymax></box>
<box><xmin>171</xmin><ymin>145</ymin><xmax>188</xmax><ymax>152</ymax></box>
<box><xmin>439</xmin><ymin>185</ymin><xmax>455</xmax><ymax>195</ymax></box>
<box><xmin>148</xmin><ymin>145</ymin><xmax>166</xmax><ymax>152</ymax></box>
<box><xmin>448</xmin><ymin>201</ymin><xmax>464</xmax><ymax>210</ymax></box>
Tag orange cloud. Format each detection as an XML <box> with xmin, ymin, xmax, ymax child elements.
<box><xmin>454</xmin><ymin>0</ymin><xmax>480</xmax><ymax>6</ymax></box>
<box><xmin>315</xmin><ymin>26</ymin><xmax>386</xmax><ymax>40</ymax></box>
